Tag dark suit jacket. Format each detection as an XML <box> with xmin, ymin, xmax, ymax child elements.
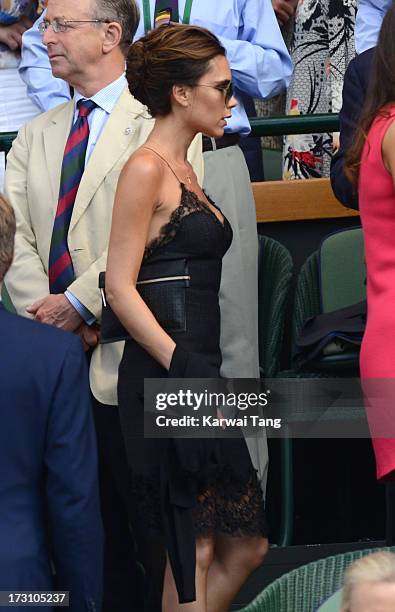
<box><xmin>0</xmin><ymin>309</ymin><xmax>103</xmax><ymax>611</ymax></box>
<box><xmin>330</xmin><ymin>48</ymin><xmax>375</xmax><ymax>210</ymax></box>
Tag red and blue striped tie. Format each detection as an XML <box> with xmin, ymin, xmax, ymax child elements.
<box><xmin>48</xmin><ymin>99</ymin><xmax>96</xmax><ymax>294</ymax></box>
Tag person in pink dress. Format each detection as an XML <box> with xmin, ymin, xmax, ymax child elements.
<box><xmin>345</xmin><ymin>4</ymin><xmax>395</xmax><ymax>483</ymax></box>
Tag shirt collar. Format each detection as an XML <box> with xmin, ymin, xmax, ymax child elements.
<box><xmin>74</xmin><ymin>73</ymin><xmax>127</xmax><ymax>114</ymax></box>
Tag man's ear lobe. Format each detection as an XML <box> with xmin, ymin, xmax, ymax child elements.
<box><xmin>103</xmin><ymin>22</ymin><xmax>123</xmax><ymax>53</ymax></box>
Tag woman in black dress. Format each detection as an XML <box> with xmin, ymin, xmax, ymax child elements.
<box><xmin>105</xmin><ymin>24</ymin><xmax>268</xmax><ymax>612</ymax></box>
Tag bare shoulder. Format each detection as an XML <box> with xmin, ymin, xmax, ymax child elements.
<box><xmin>383</xmin><ymin>117</ymin><xmax>395</xmax><ymax>143</ymax></box>
<box><xmin>119</xmin><ymin>147</ymin><xmax>165</xmax><ymax>187</ymax></box>
<box><xmin>382</xmin><ymin>118</ymin><xmax>395</xmax><ymax>176</ymax></box>
<box><xmin>382</xmin><ymin>117</ymin><xmax>395</xmax><ymax>155</ymax></box>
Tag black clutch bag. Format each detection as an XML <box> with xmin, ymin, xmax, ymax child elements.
<box><xmin>99</xmin><ymin>258</ymin><xmax>190</xmax><ymax>344</ymax></box>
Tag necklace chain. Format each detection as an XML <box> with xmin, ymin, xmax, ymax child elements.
<box><xmin>143</xmin><ymin>143</ymin><xmax>192</xmax><ymax>185</ymax></box>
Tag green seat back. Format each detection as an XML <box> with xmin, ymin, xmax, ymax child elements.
<box><xmin>292</xmin><ymin>250</ymin><xmax>321</xmax><ymax>347</ymax></box>
<box><xmin>292</xmin><ymin>228</ymin><xmax>366</xmax><ymax>373</ymax></box>
<box><xmin>238</xmin><ymin>546</ymin><xmax>395</xmax><ymax>612</ymax></box>
<box><xmin>258</xmin><ymin>235</ymin><xmax>293</xmax><ymax>378</ymax></box>
<box><xmin>319</xmin><ymin>227</ymin><xmax>365</xmax><ymax>313</ymax></box>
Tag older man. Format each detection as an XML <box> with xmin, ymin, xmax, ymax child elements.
<box><xmin>4</xmin><ymin>0</ymin><xmax>202</xmax><ymax>609</ymax></box>
<box><xmin>0</xmin><ymin>194</ymin><xmax>103</xmax><ymax>611</ymax></box>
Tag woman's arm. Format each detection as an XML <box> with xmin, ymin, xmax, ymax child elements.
<box><xmin>382</xmin><ymin>119</ymin><xmax>395</xmax><ymax>186</ymax></box>
<box><xmin>105</xmin><ymin>153</ymin><xmax>176</xmax><ymax>371</ymax></box>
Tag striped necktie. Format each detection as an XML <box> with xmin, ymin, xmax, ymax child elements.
<box><xmin>154</xmin><ymin>0</ymin><xmax>179</xmax><ymax>27</ymax></box>
<box><xmin>48</xmin><ymin>99</ymin><xmax>96</xmax><ymax>294</ymax></box>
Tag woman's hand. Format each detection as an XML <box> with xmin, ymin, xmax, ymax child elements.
<box><xmin>0</xmin><ymin>17</ymin><xmax>33</xmax><ymax>51</ymax></box>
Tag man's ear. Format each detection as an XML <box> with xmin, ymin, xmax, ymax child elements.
<box><xmin>172</xmin><ymin>84</ymin><xmax>192</xmax><ymax>109</ymax></box>
<box><xmin>102</xmin><ymin>22</ymin><xmax>123</xmax><ymax>54</ymax></box>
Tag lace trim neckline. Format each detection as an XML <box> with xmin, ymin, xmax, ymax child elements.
<box><xmin>144</xmin><ymin>183</ymin><xmax>226</xmax><ymax>260</ymax></box>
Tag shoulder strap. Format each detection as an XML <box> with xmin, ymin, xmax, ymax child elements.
<box><xmin>142</xmin><ymin>146</ymin><xmax>182</xmax><ymax>183</ymax></box>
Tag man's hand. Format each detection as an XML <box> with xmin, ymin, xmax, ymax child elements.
<box><xmin>26</xmin><ymin>294</ymin><xmax>83</xmax><ymax>332</ymax></box>
<box><xmin>272</xmin><ymin>0</ymin><xmax>298</xmax><ymax>26</ymax></box>
<box><xmin>75</xmin><ymin>323</ymin><xmax>100</xmax><ymax>351</ymax></box>
<box><xmin>0</xmin><ymin>17</ymin><xmax>33</xmax><ymax>51</ymax></box>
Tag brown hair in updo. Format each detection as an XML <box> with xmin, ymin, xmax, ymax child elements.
<box><xmin>345</xmin><ymin>4</ymin><xmax>395</xmax><ymax>189</ymax></box>
<box><xmin>126</xmin><ymin>23</ymin><xmax>226</xmax><ymax>117</ymax></box>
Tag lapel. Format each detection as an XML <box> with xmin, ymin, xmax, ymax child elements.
<box><xmin>43</xmin><ymin>101</ymin><xmax>74</xmax><ymax>205</ymax></box>
<box><xmin>69</xmin><ymin>88</ymin><xmax>150</xmax><ymax>232</ymax></box>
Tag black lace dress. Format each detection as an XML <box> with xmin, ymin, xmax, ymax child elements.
<box><xmin>117</xmin><ymin>183</ymin><xmax>267</xmax><ymax>605</ymax></box>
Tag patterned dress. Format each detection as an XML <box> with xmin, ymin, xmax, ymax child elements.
<box><xmin>283</xmin><ymin>0</ymin><xmax>356</xmax><ymax>180</ymax></box>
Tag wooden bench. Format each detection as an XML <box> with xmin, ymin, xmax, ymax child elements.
<box><xmin>252</xmin><ymin>178</ymin><xmax>359</xmax><ymax>223</ymax></box>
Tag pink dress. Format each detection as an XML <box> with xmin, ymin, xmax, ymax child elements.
<box><xmin>360</xmin><ymin>105</ymin><xmax>395</xmax><ymax>481</ymax></box>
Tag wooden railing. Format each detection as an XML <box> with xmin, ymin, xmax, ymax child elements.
<box><xmin>1</xmin><ymin>113</ymin><xmax>358</xmax><ymax>223</ymax></box>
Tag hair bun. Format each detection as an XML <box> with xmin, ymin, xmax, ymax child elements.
<box><xmin>126</xmin><ymin>23</ymin><xmax>225</xmax><ymax>118</ymax></box>
<box><xmin>127</xmin><ymin>40</ymin><xmax>150</xmax><ymax>107</ymax></box>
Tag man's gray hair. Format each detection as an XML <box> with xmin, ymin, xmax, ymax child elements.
<box><xmin>0</xmin><ymin>194</ymin><xmax>15</xmax><ymax>282</ymax></box>
<box><xmin>92</xmin><ymin>0</ymin><xmax>140</xmax><ymax>55</ymax></box>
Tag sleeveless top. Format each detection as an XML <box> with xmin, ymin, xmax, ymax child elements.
<box><xmin>359</xmin><ymin>105</ymin><xmax>395</xmax><ymax>482</ymax></box>
<box><xmin>142</xmin><ymin>146</ymin><xmax>232</xmax><ymax>263</ymax></box>
<box><xmin>118</xmin><ymin>148</ymin><xmax>265</xmax><ymax>602</ymax></box>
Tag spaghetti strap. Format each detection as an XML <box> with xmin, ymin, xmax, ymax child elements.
<box><xmin>142</xmin><ymin>145</ymin><xmax>183</xmax><ymax>184</ymax></box>
<box><xmin>142</xmin><ymin>145</ymin><xmax>225</xmax><ymax>228</ymax></box>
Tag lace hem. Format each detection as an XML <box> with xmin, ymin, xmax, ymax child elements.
<box><xmin>131</xmin><ymin>468</ymin><xmax>267</xmax><ymax>538</ymax></box>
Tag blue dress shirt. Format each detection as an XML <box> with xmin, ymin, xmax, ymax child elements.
<box><xmin>20</xmin><ymin>0</ymin><xmax>292</xmax><ymax>135</ymax></box>
<box><xmin>64</xmin><ymin>74</ymin><xmax>127</xmax><ymax>323</ymax></box>
<box><xmin>355</xmin><ymin>0</ymin><xmax>393</xmax><ymax>54</ymax></box>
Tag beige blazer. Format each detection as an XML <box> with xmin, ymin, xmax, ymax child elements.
<box><xmin>4</xmin><ymin>87</ymin><xmax>203</xmax><ymax>405</ymax></box>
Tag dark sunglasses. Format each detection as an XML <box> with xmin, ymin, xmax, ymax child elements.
<box><xmin>195</xmin><ymin>81</ymin><xmax>234</xmax><ymax>105</ymax></box>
